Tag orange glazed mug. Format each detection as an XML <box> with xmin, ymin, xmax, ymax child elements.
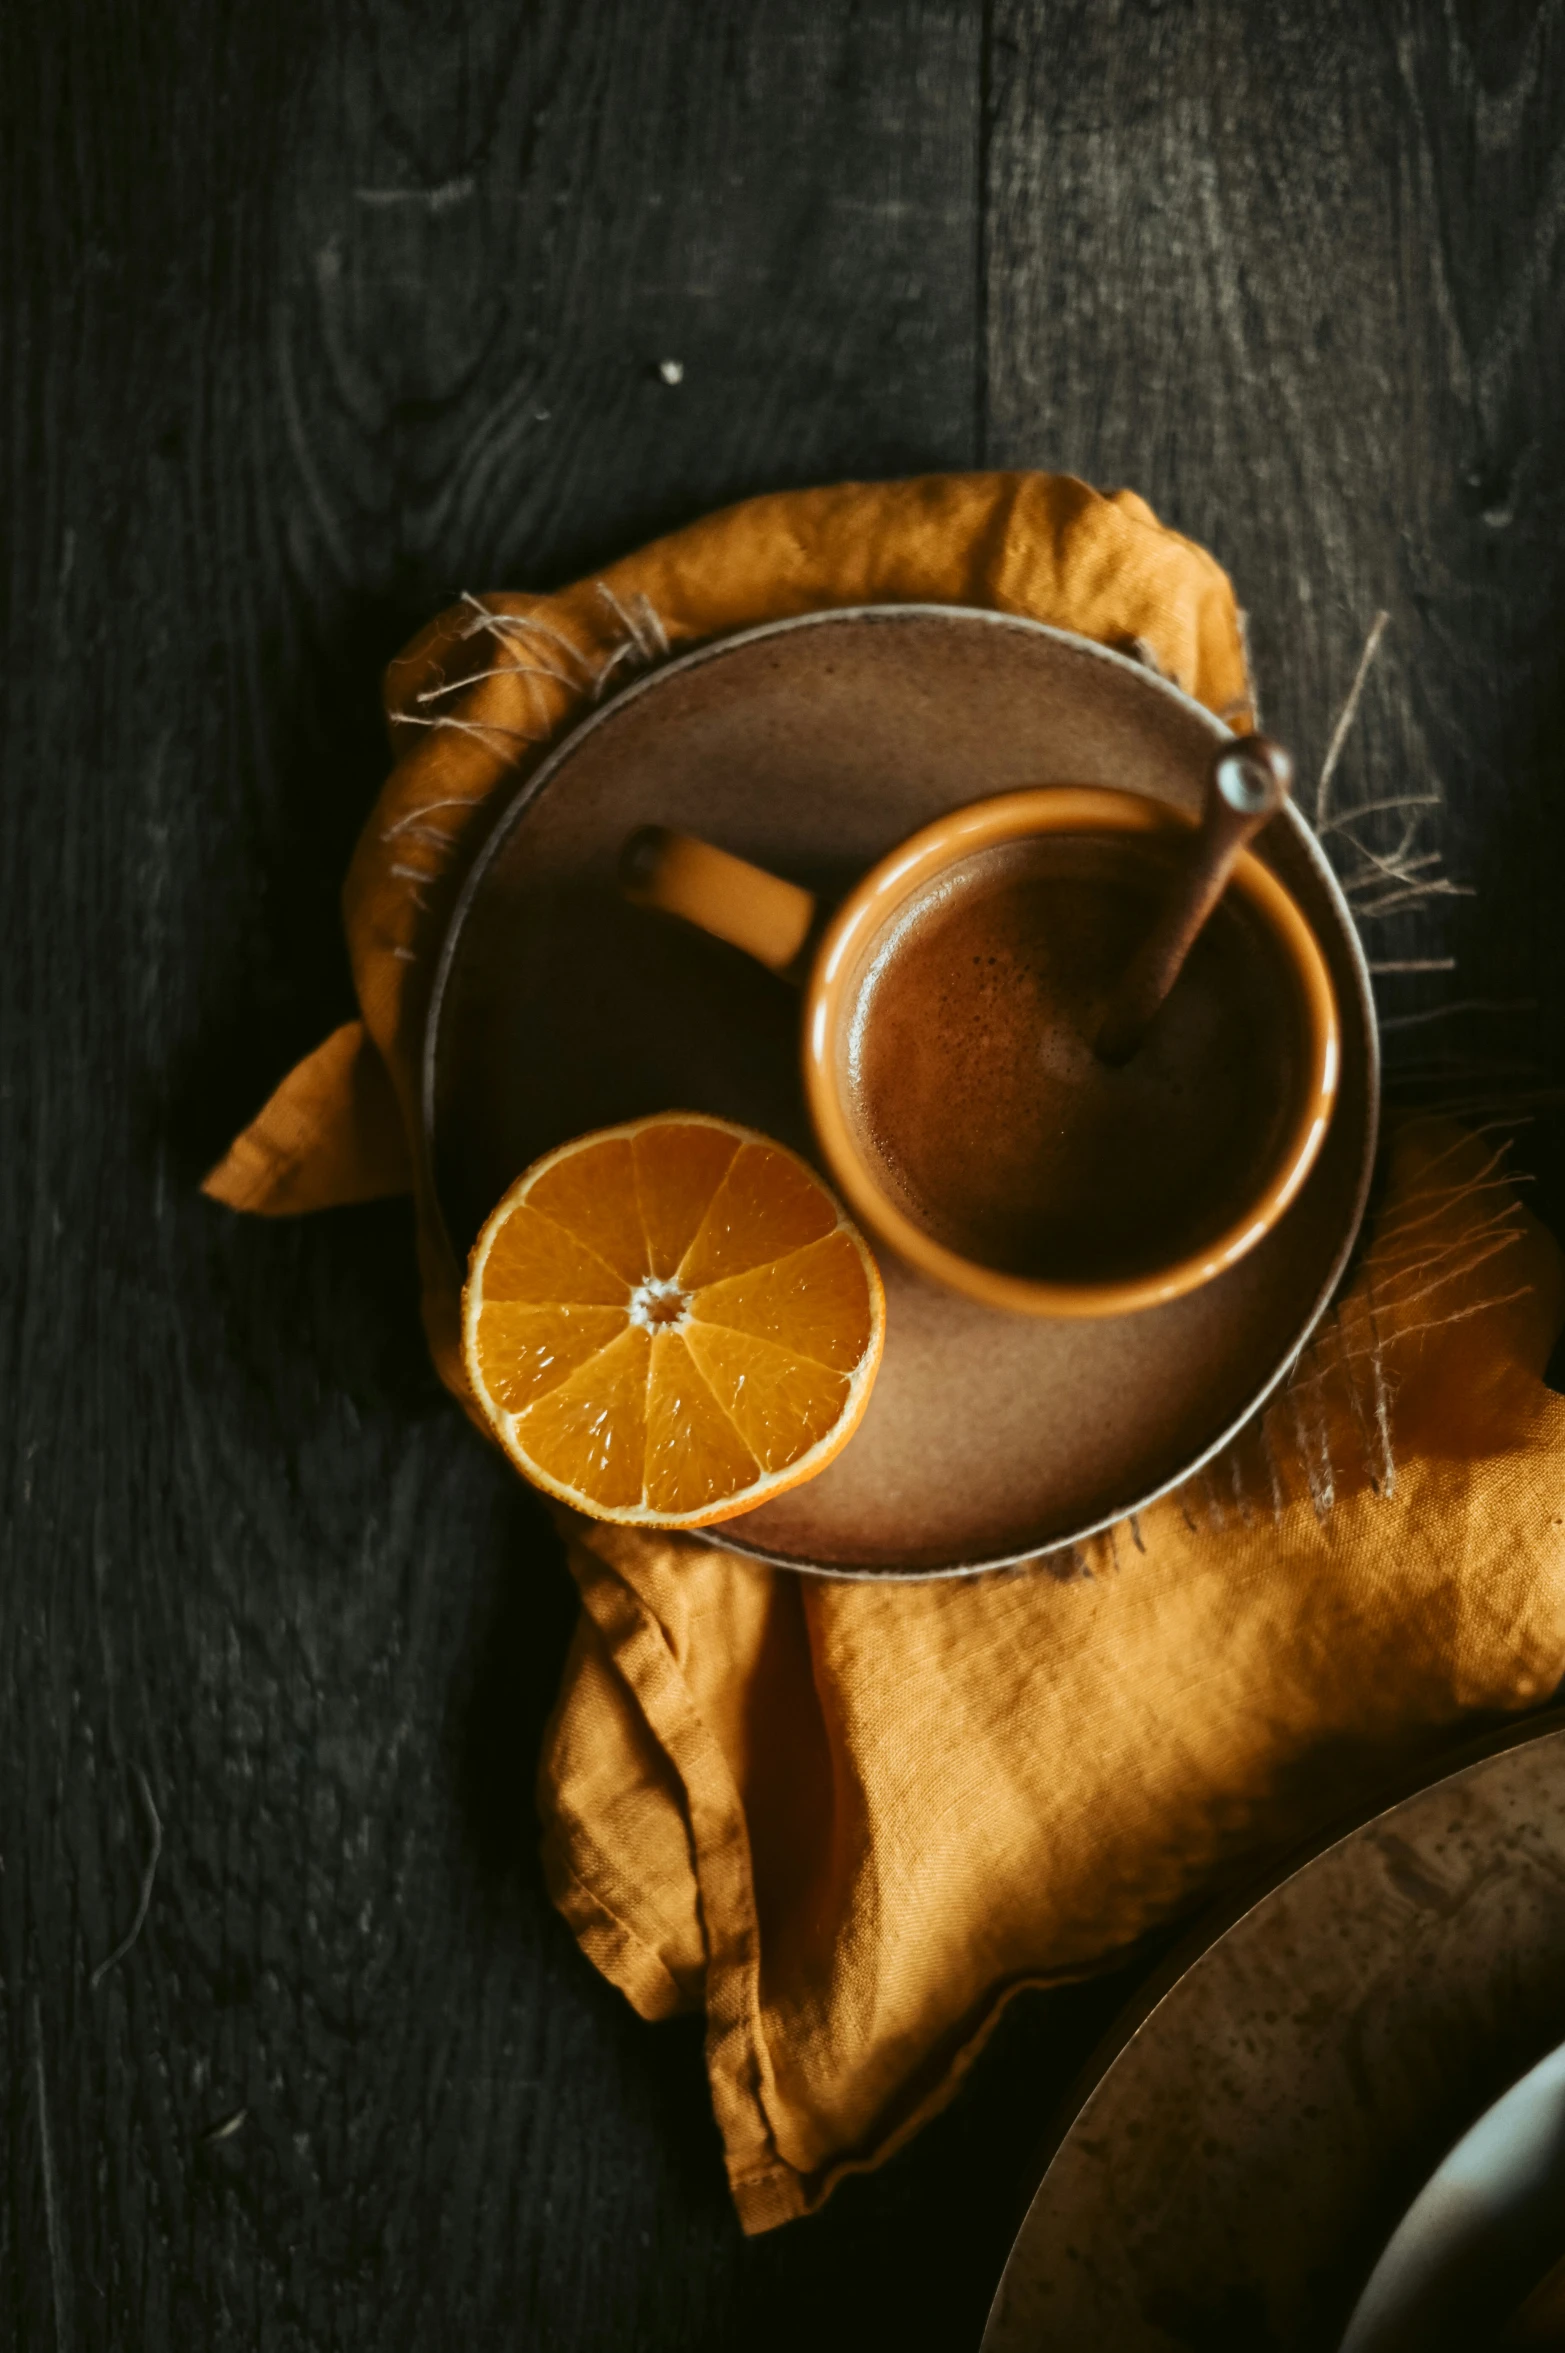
<box><xmin>620</xmin><ymin>776</ymin><xmax>1339</xmax><ymax>1319</ymax></box>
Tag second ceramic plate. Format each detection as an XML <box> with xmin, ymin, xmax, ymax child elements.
<box><xmin>425</xmin><ymin>606</ymin><xmax>1377</xmax><ymax>1576</ymax></box>
<box><xmin>981</xmin><ymin>1713</ymin><xmax>1565</xmax><ymax>2352</ymax></box>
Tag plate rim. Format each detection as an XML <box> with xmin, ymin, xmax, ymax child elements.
<box><xmin>422</xmin><ymin>601</ymin><xmax>1380</xmax><ymax>1580</ymax></box>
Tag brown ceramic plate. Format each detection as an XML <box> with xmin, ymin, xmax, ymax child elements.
<box><xmin>424</xmin><ymin>606</ymin><xmax>1377</xmax><ymax>1576</ymax></box>
<box><xmin>981</xmin><ymin>1710</ymin><xmax>1565</xmax><ymax>2353</ymax></box>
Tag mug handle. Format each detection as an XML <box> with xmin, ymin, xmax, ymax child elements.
<box><xmin>619</xmin><ymin>826</ymin><xmax>817</xmax><ymax>977</ymax></box>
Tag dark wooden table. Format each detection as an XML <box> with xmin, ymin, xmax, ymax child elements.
<box><xmin>6</xmin><ymin>4</ymin><xmax>1565</xmax><ymax>2346</ymax></box>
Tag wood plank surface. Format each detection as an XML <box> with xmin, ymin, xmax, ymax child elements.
<box><xmin>3</xmin><ymin>3</ymin><xmax>1563</xmax><ymax>2347</ymax></box>
<box><xmin>988</xmin><ymin>0</ymin><xmax>1565</xmax><ymax>1211</ymax></box>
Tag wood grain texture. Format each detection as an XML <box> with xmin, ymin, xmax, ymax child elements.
<box><xmin>988</xmin><ymin>0</ymin><xmax>1565</xmax><ymax>1211</ymax></box>
<box><xmin>3</xmin><ymin>1</ymin><xmax>1563</xmax><ymax>2346</ymax></box>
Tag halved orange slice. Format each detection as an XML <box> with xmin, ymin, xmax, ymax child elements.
<box><xmin>461</xmin><ymin>1115</ymin><xmax>886</xmax><ymax>1527</ymax></box>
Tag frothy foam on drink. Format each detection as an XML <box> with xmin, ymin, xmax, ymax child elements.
<box><xmin>841</xmin><ymin>835</ymin><xmax>1301</xmax><ymax>1287</ymax></box>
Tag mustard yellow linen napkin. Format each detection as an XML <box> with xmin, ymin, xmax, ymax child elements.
<box><xmin>205</xmin><ymin>474</ymin><xmax>1565</xmax><ymax>2231</ymax></box>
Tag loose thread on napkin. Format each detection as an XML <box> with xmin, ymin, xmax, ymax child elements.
<box><xmin>1169</xmin><ymin>605</ymin><xmax>1561</xmax><ymax>1542</ymax></box>
<box><xmin>360</xmin><ymin>591</ymin><xmax>672</xmax><ymax>943</ymax></box>
<box><xmin>382</xmin><ymin>588</ymin><xmax>669</xmax><ymax>771</ymax></box>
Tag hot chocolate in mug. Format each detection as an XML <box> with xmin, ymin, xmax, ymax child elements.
<box><xmin>621</xmin><ymin>749</ymin><xmax>1339</xmax><ymax>1319</ymax></box>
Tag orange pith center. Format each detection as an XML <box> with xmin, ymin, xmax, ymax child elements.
<box><xmin>629</xmin><ymin>1278</ymin><xmax>689</xmax><ymax>1329</ymax></box>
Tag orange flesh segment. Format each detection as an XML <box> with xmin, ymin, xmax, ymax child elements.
<box><xmin>525</xmin><ymin>1135</ymin><xmax>647</xmax><ymax>1284</ymax></box>
<box><xmin>643</xmin><ymin>1330</ymin><xmax>760</xmax><ymax>1514</ymax></box>
<box><xmin>690</xmin><ymin>1230</ymin><xmax>875</xmax><ymax>1370</ymax></box>
<box><xmin>633</xmin><ymin>1122</ymin><xmax>740</xmax><ymax>1279</ymax></box>
<box><xmin>682</xmin><ymin>1320</ymin><xmax>851</xmax><ymax>1473</ymax></box>
<box><xmin>511</xmin><ymin>1325</ymin><xmax>651</xmax><ymax>1512</ymax></box>
<box><xmin>481</xmin><ymin>1203</ymin><xmax>628</xmax><ymax>1306</ymax></box>
<box><xmin>470</xmin><ymin>1303</ymin><xmax>625</xmax><ymax>1416</ymax></box>
<box><xmin>677</xmin><ymin>1142</ymin><xmax>838</xmax><ymax>1288</ymax></box>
